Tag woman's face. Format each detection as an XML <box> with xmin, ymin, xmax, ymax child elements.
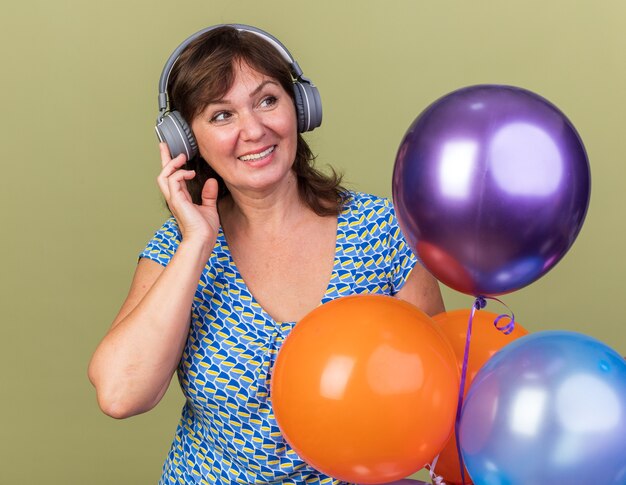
<box><xmin>191</xmin><ymin>61</ymin><xmax>298</xmax><ymax>197</ymax></box>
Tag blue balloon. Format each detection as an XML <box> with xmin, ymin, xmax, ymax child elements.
<box><xmin>459</xmin><ymin>331</ymin><xmax>626</xmax><ymax>485</ymax></box>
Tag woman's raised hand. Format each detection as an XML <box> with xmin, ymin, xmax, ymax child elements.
<box><xmin>157</xmin><ymin>143</ymin><xmax>220</xmax><ymax>246</ymax></box>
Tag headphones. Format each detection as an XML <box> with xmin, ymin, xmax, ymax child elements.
<box><xmin>155</xmin><ymin>24</ymin><xmax>322</xmax><ymax>160</ymax></box>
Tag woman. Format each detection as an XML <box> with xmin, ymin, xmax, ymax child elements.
<box><xmin>88</xmin><ymin>24</ymin><xmax>444</xmax><ymax>485</ymax></box>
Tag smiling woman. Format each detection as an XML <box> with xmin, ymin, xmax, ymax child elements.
<box><xmin>87</xmin><ymin>24</ymin><xmax>445</xmax><ymax>485</ymax></box>
<box><xmin>163</xmin><ymin>25</ymin><xmax>340</xmax><ymax>215</ymax></box>
<box><xmin>189</xmin><ymin>64</ymin><xmax>299</xmax><ymax>198</ymax></box>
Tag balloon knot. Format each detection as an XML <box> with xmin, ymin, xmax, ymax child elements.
<box><xmin>474</xmin><ymin>296</ymin><xmax>487</xmax><ymax>310</ymax></box>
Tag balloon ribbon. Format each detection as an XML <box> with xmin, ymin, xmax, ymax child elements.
<box><xmin>453</xmin><ymin>296</ymin><xmax>516</xmax><ymax>485</ymax></box>
<box><xmin>428</xmin><ymin>454</ymin><xmax>445</xmax><ymax>485</ymax></box>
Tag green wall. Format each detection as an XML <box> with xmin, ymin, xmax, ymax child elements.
<box><xmin>2</xmin><ymin>1</ymin><xmax>624</xmax><ymax>483</ymax></box>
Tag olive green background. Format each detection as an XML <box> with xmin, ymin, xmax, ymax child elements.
<box><xmin>2</xmin><ymin>1</ymin><xmax>624</xmax><ymax>483</ymax></box>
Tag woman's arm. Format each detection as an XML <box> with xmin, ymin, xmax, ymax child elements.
<box><xmin>395</xmin><ymin>264</ymin><xmax>445</xmax><ymax>317</ymax></box>
<box><xmin>88</xmin><ymin>145</ymin><xmax>220</xmax><ymax>419</ymax></box>
<box><xmin>88</xmin><ymin>239</ymin><xmax>212</xmax><ymax>419</ymax></box>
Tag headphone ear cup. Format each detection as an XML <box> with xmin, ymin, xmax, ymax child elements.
<box><xmin>293</xmin><ymin>81</ymin><xmax>322</xmax><ymax>133</ymax></box>
<box><xmin>155</xmin><ymin>110</ymin><xmax>198</xmax><ymax>159</ymax></box>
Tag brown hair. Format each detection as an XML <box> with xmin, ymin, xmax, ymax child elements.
<box><xmin>167</xmin><ymin>26</ymin><xmax>348</xmax><ymax>216</ymax></box>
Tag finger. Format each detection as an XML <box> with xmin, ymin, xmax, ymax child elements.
<box><xmin>156</xmin><ymin>172</ymin><xmax>170</xmax><ymax>200</ymax></box>
<box><xmin>157</xmin><ymin>153</ymin><xmax>188</xmax><ymax>199</ymax></box>
<box><xmin>159</xmin><ymin>167</ymin><xmax>193</xmax><ymax>202</ymax></box>
<box><xmin>159</xmin><ymin>142</ymin><xmax>188</xmax><ymax>168</ymax></box>
<box><xmin>158</xmin><ymin>142</ymin><xmax>172</xmax><ymax>168</ymax></box>
<box><xmin>201</xmin><ymin>178</ymin><xmax>219</xmax><ymax>208</ymax></box>
<box><xmin>158</xmin><ymin>154</ymin><xmax>187</xmax><ymax>182</ymax></box>
<box><xmin>167</xmin><ymin>169</ymin><xmax>196</xmax><ymax>203</ymax></box>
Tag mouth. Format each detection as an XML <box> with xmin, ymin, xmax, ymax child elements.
<box><xmin>238</xmin><ymin>145</ymin><xmax>276</xmax><ymax>162</ymax></box>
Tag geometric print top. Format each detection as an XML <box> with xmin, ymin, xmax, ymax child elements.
<box><xmin>139</xmin><ymin>192</ymin><xmax>418</xmax><ymax>485</ymax></box>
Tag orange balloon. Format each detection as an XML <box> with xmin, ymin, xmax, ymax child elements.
<box><xmin>430</xmin><ymin>309</ymin><xmax>529</xmax><ymax>485</ymax></box>
<box><xmin>271</xmin><ymin>295</ymin><xmax>460</xmax><ymax>484</ymax></box>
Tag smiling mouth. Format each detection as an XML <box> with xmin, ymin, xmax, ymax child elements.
<box><xmin>238</xmin><ymin>145</ymin><xmax>276</xmax><ymax>161</ymax></box>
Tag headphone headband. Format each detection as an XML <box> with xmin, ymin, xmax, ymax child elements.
<box><xmin>157</xmin><ymin>24</ymin><xmax>304</xmax><ymax>114</ymax></box>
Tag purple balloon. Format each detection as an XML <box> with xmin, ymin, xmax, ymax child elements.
<box><xmin>392</xmin><ymin>85</ymin><xmax>591</xmax><ymax>296</ymax></box>
<box><xmin>459</xmin><ymin>331</ymin><xmax>626</xmax><ymax>484</ymax></box>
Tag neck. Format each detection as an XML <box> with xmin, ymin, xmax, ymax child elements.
<box><xmin>219</xmin><ymin>172</ymin><xmax>308</xmax><ymax>236</ymax></box>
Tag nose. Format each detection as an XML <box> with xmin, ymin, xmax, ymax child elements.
<box><xmin>239</xmin><ymin>110</ymin><xmax>265</xmax><ymax>141</ymax></box>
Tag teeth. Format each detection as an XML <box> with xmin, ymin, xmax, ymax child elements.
<box><xmin>239</xmin><ymin>146</ymin><xmax>275</xmax><ymax>161</ymax></box>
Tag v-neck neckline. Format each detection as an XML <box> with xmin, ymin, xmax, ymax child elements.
<box><xmin>217</xmin><ymin>205</ymin><xmax>348</xmax><ymax>327</ymax></box>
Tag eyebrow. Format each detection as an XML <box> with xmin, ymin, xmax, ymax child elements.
<box><xmin>209</xmin><ymin>80</ymin><xmax>280</xmax><ymax>106</ymax></box>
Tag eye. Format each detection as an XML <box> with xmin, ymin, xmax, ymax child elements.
<box><xmin>210</xmin><ymin>111</ymin><xmax>232</xmax><ymax>123</ymax></box>
<box><xmin>260</xmin><ymin>95</ymin><xmax>278</xmax><ymax>109</ymax></box>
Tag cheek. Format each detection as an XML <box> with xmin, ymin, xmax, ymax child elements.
<box><xmin>278</xmin><ymin>109</ymin><xmax>298</xmax><ymax>143</ymax></box>
<box><xmin>194</xmin><ymin>131</ymin><xmax>235</xmax><ymax>161</ymax></box>
<box><xmin>271</xmin><ymin>99</ymin><xmax>297</xmax><ymax>135</ymax></box>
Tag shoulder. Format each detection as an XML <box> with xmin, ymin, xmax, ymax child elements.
<box><xmin>343</xmin><ymin>190</ymin><xmax>392</xmax><ymax>210</ymax></box>
<box><xmin>139</xmin><ymin>217</ymin><xmax>182</xmax><ymax>266</ymax></box>
<box><xmin>342</xmin><ymin>191</ymin><xmax>396</xmax><ymax>221</ymax></box>
<box><xmin>159</xmin><ymin>216</ymin><xmax>181</xmax><ymax>236</ymax></box>
<box><xmin>148</xmin><ymin>217</ymin><xmax>182</xmax><ymax>242</ymax></box>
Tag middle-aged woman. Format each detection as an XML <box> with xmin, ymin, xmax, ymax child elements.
<box><xmin>89</xmin><ymin>24</ymin><xmax>445</xmax><ymax>485</ymax></box>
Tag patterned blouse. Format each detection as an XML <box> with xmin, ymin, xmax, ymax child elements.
<box><xmin>139</xmin><ymin>192</ymin><xmax>417</xmax><ymax>485</ymax></box>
